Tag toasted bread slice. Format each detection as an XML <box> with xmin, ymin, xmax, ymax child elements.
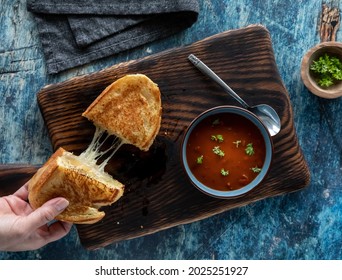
<box><xmin>82</xmin><ymin>74</ymin><xmax>162</xmax><ymax>151</ymax></box>
<box><xmin>28</xmin><ymin>147</ymin><xmax>124</xmax><ymax>224</ymax></box>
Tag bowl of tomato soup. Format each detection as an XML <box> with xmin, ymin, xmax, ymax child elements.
<box><xmin>181</xmin><ymin>106</ymin><xmax>273</xmax><ymax>198</ymax></box>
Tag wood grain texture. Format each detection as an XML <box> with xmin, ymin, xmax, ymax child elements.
<box><xmin>34</xmin><ymin>25</ymin><xmax>310</xmax><ymax>249</ymax></box>
<box><xmin>0</xmin><ymin>164</ymin><xmax>40</xmax><ymax>196</ymax></box>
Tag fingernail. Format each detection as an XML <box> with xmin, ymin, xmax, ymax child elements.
<box><xmin>55</xmin><ymin>198</ymin><xmax>69</xmax><ymax>212</ymax></box>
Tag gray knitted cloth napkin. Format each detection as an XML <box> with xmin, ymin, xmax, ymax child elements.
<box><xmin>27</xmin><ymin>0</ymin><xmax>199</xmax><ymax>74</ymax></box>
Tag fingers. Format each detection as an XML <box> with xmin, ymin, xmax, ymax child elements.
<box><xmin>45</xmin><ymin>221</ymin><xmax>73</xmax><ymax>243</ymax></box>
<box><xmin>24</xmin><ymin>197</ymin><xmax>69</xmax><ymax>231</ymax></box>
<box><xmin>13</xmin><ymin>182</ymin><xmax>29</xmax><ymax>200</ymax></box>
<box><xmin>17</xmin><ymin>199</ymin><xmax>71</xmax><ymax>251</ymax></box>
<box><xmin>1</xmin><ymin>193</ymin><xmax>72</xmax><ymax>251</ymax></box>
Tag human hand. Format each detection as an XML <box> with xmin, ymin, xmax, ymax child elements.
<box><xmin>0</xmin><ymin>182</ymin><xmax>72</xmax><ymax>251</ymax></box>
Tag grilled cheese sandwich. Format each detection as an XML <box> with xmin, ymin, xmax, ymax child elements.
<box><xmin>28</xmin><ymin>74</ymin><xmax>162</xmax><ymax>224</ymax></box>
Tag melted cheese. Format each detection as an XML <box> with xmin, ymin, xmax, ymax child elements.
<box><xmin>79</xmin><ymin>126</ymin><xmax>123</xmax><ymax>172</ymax></box>
<box><xmin>59</xmin><ymin>152</ymin><xmax>117</xmax><ymax>186</ymax></box>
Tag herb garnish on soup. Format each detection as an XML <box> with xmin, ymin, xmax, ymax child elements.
<box><xmin>186</xmin><ymin>113</ymin><xmax>266</xmax><ymax>191</ymax></box>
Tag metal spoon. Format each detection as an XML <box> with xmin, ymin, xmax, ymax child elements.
<box><xmin>188</xmin><ymin>54</ymin><xmax>281</xmax><ymax>136</ymax></box>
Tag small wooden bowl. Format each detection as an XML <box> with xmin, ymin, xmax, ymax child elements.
<box><xmin>301</xmin><ymin>41</ymin><xmax>342</xmax><ymax>99</ymax></box>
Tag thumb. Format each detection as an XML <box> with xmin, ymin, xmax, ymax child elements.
<box><xmin>26</xmin><ymin>198</ymin><xmax>69</xmax><ymax>230</ymax></box>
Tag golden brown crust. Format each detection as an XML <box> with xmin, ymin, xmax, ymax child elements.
<box><xmin>82</xmin><ymin>74</ymin><xmax>162</xmax><ymax>151</ymax></box>
<box><xmin>28</xmin><ymin>148</ymin><xmax>64</xmax><ymax>210</ymax></box>
<box><xmin>28</xmin><ymin>147</ymin><xmax>124</xmax><ymax>224</ymax></box>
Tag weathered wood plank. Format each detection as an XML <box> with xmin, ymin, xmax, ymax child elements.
<box><xmin>35</xmin><ymin>26</ymin><xmax>310</xmax><ymax>249</ymax></box>
<box><xmin>0</xmin><ymin>164</ymin><xmax>40</xmax><ymax>196</ymax></box>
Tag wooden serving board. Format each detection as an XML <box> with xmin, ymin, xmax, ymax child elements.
<box><xmin>25</xmin><ymin>25</ymin><xmax>312</xmax><ymax>249</ymax></box>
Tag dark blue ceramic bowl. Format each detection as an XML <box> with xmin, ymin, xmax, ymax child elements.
<box><xmin>181</xmin><ymin>106</ymin><xmax>273</xmax><ymax>198</ymax></box>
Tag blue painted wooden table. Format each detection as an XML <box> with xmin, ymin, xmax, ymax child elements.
<box><xmin>1</xmin><ymin>0</ymin><xmax>341</xmax><ymax>259</ymax></box>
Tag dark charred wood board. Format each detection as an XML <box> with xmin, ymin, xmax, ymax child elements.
<box><xmin>35</xmin><ymin>25</ymin><xmax>310</xmax><ymax>250</ymax></box>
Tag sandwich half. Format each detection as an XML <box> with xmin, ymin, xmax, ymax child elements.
<box><xmin>28</xmin><ymin>147</ymin><xmax>124</xmax><ymax>224</ymax></box>
<box><xmin>82</xmin><ymin>74</ymin><xmax>162</xmax><ymax>151</ymax></box>
<box><xmin>28</xmin><ymin>74</ymin><xmax>162</xmax><ymax>224</ymax></box>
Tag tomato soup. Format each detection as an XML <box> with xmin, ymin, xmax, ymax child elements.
<box><xmin>186</xmin><ymin>113</ymin><xmax>266</xmax><ymax>191</ymax></box>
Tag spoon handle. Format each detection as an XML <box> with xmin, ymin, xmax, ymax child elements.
<box><xmin>188</xmin><ymin>54</ymin><xmax>249</xmax><ymax>109</ymax></box>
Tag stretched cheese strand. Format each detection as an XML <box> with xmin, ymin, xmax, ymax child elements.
<box><xmin>97</xmin><ymin>138</ymin><xmax>123</xmax><ymax>172</ymax></box>
<box><xmin>79</xmin><ymin>126</ymin><xmax>106</xmax><ymax>163</ymax></box>
<box><xmin>79</xmin><ymin>126</ymin><xmax>123</xmax><ymax>171</ymax></box>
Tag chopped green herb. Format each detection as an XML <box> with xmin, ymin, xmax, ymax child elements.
<box><xmin>211</xmin><ymin>134</ymin><xmax>224</xmax><ymax>143</ymax></box>
<box><xmin>212</xmin><ymin>118</ymin><xmax>220</xmax><ymax>126</ymax></box>
<box><xmin>245</xmin><ymin>143</ymin><xmax>255</xmax><ymax>156</ymax></box>
<box><xmin>251</xmin><ymin>166</ymin><xmax>262</xmax><ymax>173</ymax></box>
<box><xmin>310</xmin><ymin>53</ymin><xmax>342</xmax><ymax>87</ymax></box>
<box><xmin>319</xmin><ymin>76</ymin><xmax>335</xmax><ymax>87</ymax></box>
<box><xmin>216</xmin><ymin>134</ymin><xmax>224</xmax><ymax>143</ymax></box>
<box><xmin>197</xmin><ymin>155</ymin><xmax>204</xmax><ymax>164</ymax></box>
<box><xmin>233</xmin><ymin>140</ymin><xmax>241</xmax><ymax>148</ymax></box>
<box><xmin>221</xmin><ymin>168</ymin><xmax>229</xmax><ymax>176</ymax></box>
<box><xmin>211</xmin><ymin>135</ymin><xmax>217</xmax><ymax>141</ymax></box>
<box><xmin>213</xmin><ymin>146</ymin><xmax>225</xmax><ymax>157</ymax></box>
